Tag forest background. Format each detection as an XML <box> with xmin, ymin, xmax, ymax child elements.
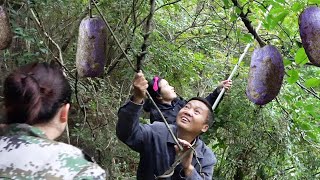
<box><xmin>0</xmin><ymin>0</ymin><xmax>319</xmax><ymax>179</ymax></box>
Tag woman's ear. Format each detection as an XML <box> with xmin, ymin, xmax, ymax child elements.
<box><xmin>60</xmin><ymin>103</ymin><xmax>70</xmax><ymax>123</ymax></box>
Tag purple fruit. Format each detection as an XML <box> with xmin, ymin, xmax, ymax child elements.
<box><xmin>76</xmin><ymin>16</ymin><xmax>107</xmax><ymax>77</ymax></box>
<box><xmin>299</xmin><ymin>6</ymin><xmax>320</xmax><ymax>67</ymax></box>
<box><xmin>0</xmin><ymin>5</ymin><xmax>12</xmax><ymax>50</ymax></box>
<box><xmin>246</xmin><ymin>45</ymin><xmax>284</xmax><ymax>105</ymax></box>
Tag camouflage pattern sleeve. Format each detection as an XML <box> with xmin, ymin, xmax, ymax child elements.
<box><xmin>0</xmin><ymin>124</ymin><xmax>107</xmax><ymax>179</ymax></box>
<box><xmin>73</xmin><ymin>163</ymin><xmax>108</xmax><ymax>179</ymax></box>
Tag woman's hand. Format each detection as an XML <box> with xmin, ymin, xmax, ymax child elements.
<box><xmin>218</xmin><ymin>79</ymin><xmax>232</xmax><ymax>91</ymax></box>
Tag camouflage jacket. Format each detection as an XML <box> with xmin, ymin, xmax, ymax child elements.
<box><xmin>0</xmin><ymin>123</ymin><xmax>107</xmax><ymax>179</ymax></box>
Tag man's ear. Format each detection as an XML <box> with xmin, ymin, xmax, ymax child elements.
<box><xmin>60</xmin><ymin>103</ymin><xmax>70</xmax><ymax>123</ymax></box>
<box><xmin>201</xmin><ymin>124</ymin><xmax>209</xmax><ymax>133</ymax></box>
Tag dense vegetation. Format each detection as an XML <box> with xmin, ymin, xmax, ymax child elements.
<box><xmin>0</xmin><ymin>0</ymin><xmax>319</xmax><ymax>179</ymax></box>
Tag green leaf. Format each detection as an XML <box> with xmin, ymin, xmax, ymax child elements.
<box><xmin>299</xmin><ymin>121</ymin><xmax>312</xmax><ymax>131</ymax></box>
<box><xmin>287</xmin><ymin>69</ymin><xmax>299</xmax><ymax>84</ymax></box>
<box><xmin>274</xmin><ymin>10</ymin><xmax>289</xmax><ymax>23</ymax></box>
<box><xmin>295</xmin><ymin>48</ymin><xmax>308</xmax><ymax>65</ymax></box>
<box><xmin>235</xmin><ymin>7</ymin><xmax>241</xmax><ymax>15</ymax></box>
<box><xmin>308</xmin><ymin>0</ymin><xmax>319</xmax><ymax>4</ymax></box>
<box><xmin>291</xmin><ymin>2</ymin><xmax>304</xmax><ymax>12</ymax></box>
<box><xmin>263</xmin><ymin>20</ymin><xmax>270</xmax><ymax>30</ymax></box>
<box><xmin>194</xmin><ymin>52</ymin><xmax>204</xmax><ymax>61</ymax></box>
<box><xmin>305</xmin><ymin>78</ymin><xmax>320</xmax><ymax>88</ymax></box>
<box><xmin>267</xmin><ymin>8</ymin><xmax>289</xmax><ymax>29</ymax></box>
<box><xmin>305</xmin><ymin>132</ymin><xmax>319</xmax><ymax>143</ymax></box>
<box><xmin>283</xmin><ymin>59</ymin><xmax>292</xmax><ymax>66</ymax></box>
<box><xmin>223</xmin><ymin>0</ymin><xmax>231</xmax><ymax>8</ymax></box>
<box><xmin>241</xmin><ymin>34</ymin><xmax>253</xmax><ymax>43</ymax></box>
<box><xmin>274</xmin><ymin>0</ymin><xmax>285</xmax><ymax>4</ymax></box>
<box><xmin>230</xmin><ymin>13</ymin><xmax>238</xmax><ymax>22</ymax></box>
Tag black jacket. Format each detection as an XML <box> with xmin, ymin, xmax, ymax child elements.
<box><xmin>143</xmin><ymin>88</ymin><xmax>221</xmax><ymax>124</ymax></box>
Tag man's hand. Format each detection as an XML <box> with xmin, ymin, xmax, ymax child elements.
<box><xmin>132</xmin><ymin>71</ymin><xmax>148</xmax><ymax>104</ymax></box>
<box><xmin>218</xmin><ymin>79</ymin><xmax>232</xmax><ymax>91</ymax></box>
<box><xmin>174</xmin><ymin>138</ymin><xmax>195</xmax><ymax>177</ymax></box>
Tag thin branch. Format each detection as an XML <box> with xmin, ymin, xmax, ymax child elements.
<box><xmin>30</xmin><ymin>8</ymin><xmax>64</xmax><ymax>65</ymax></box>
<box><xmin>29</xmin><ymin>7</ymin><xmax>77</xmax><ymax>81</ymax></box>
<box><xmin>208</xmin><ymin>4</ymin><xmax>227</xmax><ymax>24</ymax></box>
<box><xmin>61</xmin><ymin>8</ymin><xmax>89</xmax><ymax>52</ymax></box>
<box><xmin>172</xmin><ymin>1</ymin><xmax>206</xmax><ymax>41</ymax></box>
<box><xmin>136</xmin><ymin>0</ymin><xmax>156</xmax><ymax>70</ymax></box>
<box><xmin>268</xmin><ymin>167</ymin><xmax>295</xmax><ymax>179</ymax></box>
<box><xmin>92</xmin><ymin>0</ymin><xmax>137</xmax><ymax>72</ymax></box>
<box><xmin>155</xmin><ymin>0</ymin><xmax>182</xmax><ymax>11</ymax></box>
<box><xmin>132</xmin><ymin>0</ymin><xmax>138</xmax><ymax>28</ymax></box>
<box><xmin>295</xmin><ymin>81</ymin><xmax>320</xmax><ymax>100</ymax></box>
<box><xmin>134</xmin><ymin>0</ymin><xmax>182</xmax><ymax>32</ymax></box>
<box><xmin>231</xmin><ymin>0</ymin><xmax>266</xmax><ymax>47</ymax></box>
<box><xmin>275</xmin><ymin>97</ymin><xmax>294</xmax><ymax>122</ymax></box>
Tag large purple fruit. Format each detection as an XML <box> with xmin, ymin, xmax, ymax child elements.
<box><xmin>299</xmin><ymin>6</ymin><xmax>320</xmax><ymax>67</ymax></box>
<box><xmin>246</xmin><ymin>45</ymin><xmax>284</xmax><ymax>105</ymax></box>
<box><xmin>76</xmin><ymin>16</ymin><xmax>107</xmax><ymax>77</ymax></box>
<box><xmin>0</xmin><ymin>5</ymin><xmax>12</xmax><ymax>50</ymax></box>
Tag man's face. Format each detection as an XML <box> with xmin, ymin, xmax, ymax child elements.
<box><xmin>176</xmin><ymin>100</ymin><xmax>209</xmax><ymax>134</ymax></box>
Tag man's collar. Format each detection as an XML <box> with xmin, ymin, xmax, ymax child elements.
<box><xmin>166</xmin><ymin>125</ymin><xmax>204</xmax><ymax>158</ymax></box>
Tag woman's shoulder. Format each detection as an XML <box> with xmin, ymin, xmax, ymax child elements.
<box><xmin>0</xmin><ymin>135</ymin><xmax>106</xmax><ymax>179</ymax></box>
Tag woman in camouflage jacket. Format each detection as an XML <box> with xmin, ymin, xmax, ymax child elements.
<box><xmin>0</xmin><ymin>62</ymin><xmax>107</xmax><ymax>179</ymax></box>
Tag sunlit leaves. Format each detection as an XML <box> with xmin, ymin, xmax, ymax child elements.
<box><xmin>283</xmin><ymin>59</ymin><xmax>292</xmax><ymax>66</ymax></box>
<box><xmin>308</xmin><ymin>0</ymin><xmax>320</xmax><ymax>5</ymax></box>
<box><xmin>223</xmin><ymin>0</ymin><xmax>232</xmax><ymax>9</ymax></box>
<box><xmin>287</xmin><ymin>69</ymin><xmax>299</xmax><ymax>84</ymax></box>
<box><xmin>295</xmin><ymin>48</ymin><xmax>308</xmax><ymax>65</ymax></box>
<box><xmin>305</xmin><ymin>78</ymin><xmax>320</xmax><ymax>88</ymax></box>
<box><xmin>265</xmin><ymin>7</ymin><xmax>289</xmax><ymax>30</ymax></box>
<box><xmin>291</xmin><ymin>2</ymin><xmax>304</xmax><ymax>12</ymax></box>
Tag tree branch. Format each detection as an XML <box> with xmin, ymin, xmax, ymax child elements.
<box><xmin>172</xmin><ymin>1</ymin><xmax>206</xmax><ymax>41</ymax></box>
<box><xmin>284</xmin><ymin>70</ymin><xmax>320</xmax><ymax>100</ymax></box>
<box><xmin>136</xmin><ymin>0</ymin><xmax>156</xmax><ymax>70</ymax></box>
<box><xmin>30</xmin><ymin>8</ymin><xmax>64</xmax><ymax>65</ymax></box>
<box><xmin>134</xmin><ymin>0</ymin><xmax>182</xmax><ymax>33</ymax></box>
<box><xmin>231</xmin><ymin>0</ymin><xmax>266</xmax><ymax>47</ymax></box>
<box><xmin>155</xmin><ymin>0</ymin><xmax>182</xmax><ymax>11</ymax></box>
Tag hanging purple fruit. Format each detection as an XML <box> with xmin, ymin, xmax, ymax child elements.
<box><xmin>0</xmin><ymin>5</ymin><xmax>12</xmax><ymax>50</ymax></box>
<box><xmin>299</xmin><ymin>6</ymin><xmax>320</xmax><ymax>67</ymax></box>
<box><xmin>246</xmin><ymin>45</ymin><xmax>284</xmax><ymax>105</ymax></box>
<box><xmin>76</xmin><ymin>16</ymin><xmax>107</xmax><ymax>77</ymax></box>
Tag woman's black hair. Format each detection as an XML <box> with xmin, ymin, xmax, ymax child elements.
<box><xmin>3</xmin><ymin>62</ymin><xmax>72</xmax><ymax>125</ymax></box>
<box><xmin>147</xmin><ymin>76</ymin><xmax>162</xmax><ymax>100</ymax></box>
